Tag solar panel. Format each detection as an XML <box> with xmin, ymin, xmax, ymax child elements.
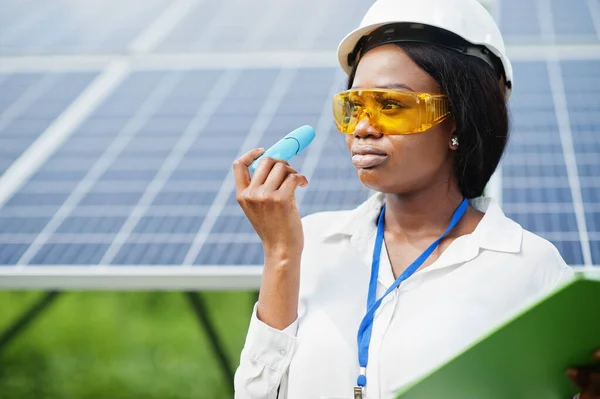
<box><xmin>0</xmin><ymin>0</ymin><xmax>173</xmax><ymax>54</ymax></box>
<box><xmin>0</xmin><ymin>0</ymin><xmax>598</xmax><ymax>289</ymax></box>
<box><xmin>0</xmin><ymin>72</ymin><xmax>97</xmax><ymax>173</ymax></box>
<box><xmin>500</xmin><ymin>0</ymin><xmax>600</xmax><ymax>43</ymax></box>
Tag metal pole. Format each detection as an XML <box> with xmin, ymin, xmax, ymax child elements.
<box><xmin>184</xmin><ymin>292</ymin><xmax>234</xmax><ymax>395</ymax></box>
<box><xmin>0</xmin><ymin>291</ymin><xmax>60</xmax><ymax>352</ymax></box>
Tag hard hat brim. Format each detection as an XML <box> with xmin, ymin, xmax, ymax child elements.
<box><xmin>337</xmin><ymin>22</ymin><xmax>513</xmax><ymax>99</ymax></box>
<box><xmin>337</xmin><ymin>23</ymin><xmax>388</xmax><ymax>76</ymax></box>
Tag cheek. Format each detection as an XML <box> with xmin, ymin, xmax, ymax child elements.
<box><xmin>345</xmin><ymin>135</ymin><xmax>353</xmax><ymax>152</ymax></box>
<box><xmin>389</xmin><ymin>128</ymin><xmax>450</xmax><ymax>167</ymax></box>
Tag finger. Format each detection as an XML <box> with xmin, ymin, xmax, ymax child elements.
<box><xmin>263</xmin><ymin>162</ymin><xmax>296</xmax><ymax>192</ymax></box>
<box><xmin>566</xmin><ymin>368</ymin><xmax>583</xmax><ymax>388</ymax></box>
<box><xmin>278</xmin><ymin>173</ymin><xmax>309</xmax><ymax>197</ymax></box>
<box><xmin>568</xmin><ymin>366</ymin><xmax>600</xmax><ymax>389</ymax></box>
<box><xmin>233</xmin><ymin>148</ymin><xmax>265</xmax><ymax>193</ymax></box>
<box><xmin>593</xmin><ymin>349</ymin><xmax>600</xmax><ymax>361</ymax></box>
<box><xmin>250</xmin><ymin>157</ymin><xmax>287</xmax><ymax>187</ymax></box>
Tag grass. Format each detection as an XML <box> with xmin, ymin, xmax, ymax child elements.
<box><xmin>0</xmin><ymin>291</ymin><xmax>256</xmax><ymax>399</ymax></box>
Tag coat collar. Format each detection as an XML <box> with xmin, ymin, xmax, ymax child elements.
<box><xmin>319</xmin><ymin>192</ymin><xmax>523</xmax><ymax>254</ymax></box>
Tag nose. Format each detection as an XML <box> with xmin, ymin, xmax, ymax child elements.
<box><xmin>353</xmin><ymin>112</ymin><xmax>383</xmax><ymax>139</ymax></box>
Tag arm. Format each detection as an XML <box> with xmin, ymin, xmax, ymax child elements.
<box><xmin>232</xmin><ymin>150</ymin><xmax>308</xmax><ymax>398</ymax></box>
<box><xmin>233</xmin><ymin>303</ymin><xmax>299</xmax><ymax>399</ymax></box>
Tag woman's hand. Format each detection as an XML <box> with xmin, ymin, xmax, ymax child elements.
<box><xmin>233</xmin><ymin>149</ymin><xmax>309</xmax><ymax>330</ymax></box>
<box><xmin>233</xmin><ymin>149</ymin><xmax>308</xmax><ymax>258</ymax></box>
<box><xmin>567</xmin><ymin>349</ymin><xmax>600</xmax><ymax>399</ymax></box>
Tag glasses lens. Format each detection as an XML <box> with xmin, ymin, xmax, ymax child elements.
<box><xmin>332</xmin><ymin>90</ymin><xmax>449</xmax><ymax>135</ymax></box>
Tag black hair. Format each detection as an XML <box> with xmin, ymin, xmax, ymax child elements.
<box><xmin>347</xmin><ymin>42</ymin><xmax>509</xmax><ymax>199</ymax></box>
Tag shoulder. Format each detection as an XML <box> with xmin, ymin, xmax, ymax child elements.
<box><xmin>471</xmin><ymin>197</ymin><xmax>573</xmax><ymax>285</ymax></box>
<box><xmin>514</xmin><ymin>227</ymin><xmax>574</xmax><ymax>287</ymax></box>
<box><xmin>470</xmin><ymin>196</ymin><xmax>574</xmax><ymax>291</ymax></box>
<box><xmin>520</xmin><ymin>229</ymin><xmax>565</xmax><ymax>262</ymax></box>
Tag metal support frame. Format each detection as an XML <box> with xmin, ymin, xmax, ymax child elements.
<box><xmin>185</xmin><ymin>292</ymin><xmax>235</xmax><ymax>395</ymax></box>
<box><xmin>0</xmin><ymin>291</ymin><xmax>60</xmax><ymax>352</ymax></box>
<box><xmin>0</xmin><ymin>291</ymin><xmax>235</xmax><ymax>395</ymax></box>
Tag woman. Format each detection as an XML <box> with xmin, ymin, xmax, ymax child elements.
<box><xmin>232</xmin><ymin>0</ymin><xmax>600</xmax><ymax>397</ymax></box>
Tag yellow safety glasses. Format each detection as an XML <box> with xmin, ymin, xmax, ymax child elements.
<box><xmin>332</xmin><ymin>89</ymin><xmax>451</xmax><ymax>135</ymax></box>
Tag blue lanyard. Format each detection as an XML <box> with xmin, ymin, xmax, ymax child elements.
<box><xmin>355</xmin><ymin>198</ymin><xmax>469</xmax><ymax>392</ymax></box>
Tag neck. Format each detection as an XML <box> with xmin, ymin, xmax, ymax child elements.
<box><xmin>384</xmin><ymin>179</ymin><xmax>465</xmax><ymax>239</ymax></box>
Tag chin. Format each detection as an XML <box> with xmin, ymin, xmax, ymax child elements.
<box><xmin>355</xmin><ymin>167</ymin><xmax>423</xmax><ymax>195</ymax></box>
<box><xmin>356</xmin><ymin>168</ymin><xmax>393</xmax><ymax>192</ymax></box>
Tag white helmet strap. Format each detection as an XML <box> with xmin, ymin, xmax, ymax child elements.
<box><xmin>348</xmin><ymin>23</ymin><xmax>508</xmax><ymax>89</ymax></box>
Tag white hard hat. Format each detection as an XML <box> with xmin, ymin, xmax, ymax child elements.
<box><xmin>337</xmin><ymin>0</ymin><xmax>513</xmax><ymax>98</ymax></box>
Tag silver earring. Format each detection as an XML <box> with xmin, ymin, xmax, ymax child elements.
<box><xmin>451</xmin><ymin>136</ymin><xmax>459</xmax><ymax>147</ymax></box>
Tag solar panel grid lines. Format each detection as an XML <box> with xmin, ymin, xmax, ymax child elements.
<box><xmin>128</xmin><ymin>0</ymin><xmax>201</xmax><ymax>54</ymax></box>
<box><xmin>98</xmin><ymin>69</ymin><xmax>241</xmax><ymax>265</ymax></box>
<box><xmin>179</xmin><ymin>4</ymin><xmax>351</xmax><ymax>266</ymax></box>
<box><xmin>0</xmin><ymin>0</ymin><xmax>175</xmax><ymax>55</ymax></box>
<box><xmin>180</xmin><ymin>68</ymin><xmax>299</xmax><ymax>266</ymax></box>
<box><xmin>587</xmin><ymin>0</ymin><xmax>600</xmax><ymax>41</ymax></box>
<box><xmin>184</xmin><ymin>0</ymin><xmax>253</xmax><ymax>52</ymax></box>
<box><xmin>294</xmin><ymin>70</ymin><xmax>362</xmax><ymax>208</ymax></box>
<box><xmin>0</xmin><ymin>2</ymin><xmax>59</xmax><ymax>47</ymax></box>
<box><xmin>241</xmin><ymin>0</ymin><xmax>293</xmax><ymax>52</ymax></box>
<box><xmin>8</xmin><ymin>2</ymin><xmax>101</xmax><ymax>54</ymax></box>
<box><xmin>538</xmin><ymin>0</ymin><xmax>594</xmax><ymax>265</ymax></box>
<box><xmin>0</xmin><ymin>0</ymin><xmax>598</xmax><ymax>288</ymax></box>
<box><xmin>0</xmin><ymin>73</ymin><xmax>59</xmax><ymax>131</ymax></box>
<box><xmin>0</xmin><ymin>62</ymin><xmax>127</xmax><ymax>208</ymax></box>
<box><xmin>292</xmin><ymin>0</ymin><xmax>345</xmax><ymax>51</ymax></box>
<box><xmin>14</xmin><ymin>72</ymin><xmax>183</xmax><ymax>266</ymax></box>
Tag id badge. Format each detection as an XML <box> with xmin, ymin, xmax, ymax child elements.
<box><xmin>320</xmin><ymin>386</ymin><xmax>363</xmax><ymax>399</ymax></box>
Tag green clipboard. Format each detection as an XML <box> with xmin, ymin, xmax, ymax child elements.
<box><xmin>396</xmin><ymin>271</ymin><xmax>600</xmax><ymax>399</ymax></box>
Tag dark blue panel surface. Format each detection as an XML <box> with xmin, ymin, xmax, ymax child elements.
<box><xmin>111</xmin><ymin>243</ymin><xmax>191</xmax><ymax>265</ymax></box>
<box><xmin>505</xmin><ymin>211</ymin><xmax>579</xmax><ymax>232</ymax></box>
<box><xmin>0</xmin><ymin>72</ymin><xmax>97</xmax><ymax>173</ymax></box>
<box><xmin>503</xmin><ymin>187</ymin><xmax>573</xmax><ymax>203</ymax></box>
<box><xmin>0</xmin><ymin>58</ymin><xmax>596</xmax><ymax>268</ymax></box>
<box><xmin>79</xmin><ymin>192</ymin><xmax>145</xmax><ymax>207</ymax></box>
<box><xmin>501</xmin><ymin>0</ymin><xmax>541</xmax><ymax>38</ymax></box>
<box><xmin>152</xmin><ymin>191</ymin><xmax>218</xmax><ymax>206</ymax></box>
<box><xmin>586</xmin><ymin>212</ymin><xmax>600</xmax><ymax>232</ymax></box>
<box><xmin>211</xmin><ymin>215</ymin><xmax>255</xmax><ymax>234</ymax></box>
<box><xmin>56</xmin><ymin>216</ymin><xmax>128</xmax><ymax>234</ymax></box>
<box><xmin>591</xmin><ymin>241</ymin><xmax>600</xmax><ymax>264</ymax></box>
<box><xmin>0</xmin><ymin>244</ymin><xmax>29</xmax><ymax>265</ymax></box>
<box><xmin>0</xmin><ymin>216</ymin><xmax>52</xmax><ymax>234</ymax></box>
<box><xmin>31</xmin><ymin>243</ymin><xmax>109</xmax><ymax>265</ymax></box>
<box><xmin>132</xmin><ymin>216</ymin><xmax>205</xmax><ymax>234</ymax></box>
<box><xmin>551</xmin><ymin>0</ymin><xmax>597</xmax><ymax>36</ymax></box>
<box><xmin>552</xmin><ymin>240</ymin><xmax>585</xmax><ymax>265</ymax></box>
<box><xmin>0</xmin><ymin>0</ymin><xmax>172</xmax><ymax>54</ymax></box>
<box><xmin>5</xmin><ymin>192</ymin><xmax>70</xmax><ymax>207</ymax></box>
<box><xmin>195</xmin><ymin>242</ymin><xmax>263</xmax><ymax>265</ymax></box>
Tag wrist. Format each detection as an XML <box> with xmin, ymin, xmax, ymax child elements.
<box><xmin>263</xmin><ymin>245</ymin><xmax>302</xmax><ymax>264</ymax></box>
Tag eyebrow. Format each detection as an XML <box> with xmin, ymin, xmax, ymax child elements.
<box><xmin>351</xmin><ymin>83</ymin><xmax>415</xmax><ymax>92</ymax></box>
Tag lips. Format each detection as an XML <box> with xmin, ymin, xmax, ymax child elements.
<box><xmin>351</xmin><ymin>146</ymin><xmax>388</xmax><ymax>169</ymax></box>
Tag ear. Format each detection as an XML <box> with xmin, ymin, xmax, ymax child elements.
<box><xmin>447</xmin><ymin>117</ymin><xmax>458</xmax><ymax>150</ymax></box>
